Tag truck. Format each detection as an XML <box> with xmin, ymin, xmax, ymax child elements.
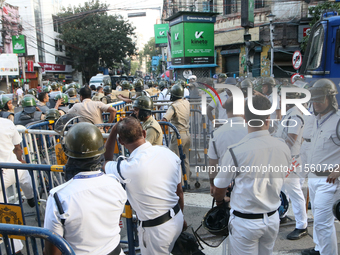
<box><xmin>300</xmin><ymin>11</ymin><xmax>340</xmax><ymax>102</ymax></box>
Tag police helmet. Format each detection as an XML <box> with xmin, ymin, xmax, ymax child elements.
<box><xmin>225</xmin><ymin>77</ymin><xmax>237</xmax><ymax>85</ymax></box>
<box><xmin>240</xmin><ymin>78</ymin><xmax>253</xmax><ymax>89</ymax></box>
<box><xmin>0</xmin><ymin>95</ymin><xmax>11</xmax><ymax>109</ymax></box>
<box><xmin>159</xmin><ymin>81</ymin><xmax>167</xmax><ymax>90</ymax></box>
<box><xmin>177</xmin><ymin>79</ymin><xmax>186</xmax><ymax>88</ymax></box>
<box><xmin>63</xmin><ymin>122</ymin><xmax>105</xmax><ymax>159</ymax></box>
<box><xmin>130</xmin><ymin>83</ymin><xmax>134</xmax><ymax>91</ymax></box>
<box><xmin>121</xmin><ymin>80</ymin><xmax>130</xmax><ymax>90</ymax></box>
<box><xmin>44</xmin><ymin>85</ymin><xmax>52</xmax><ymax>93</ymax></box>
<box><xmin>153</xmin><ymin>81</ymin><xmax>158</xmax><ymax>87</ymax></box>
<box><xmin>45</xmin><ymin>109</ymin><xmax>61</xmax><ymax>121</ymax></box>
<box><xmin>67</xmin><ymin>88</ymin><xmax>77</xmax><ymax>98</ymax></box>
<box><xmin>218</xmin><ymin>73</ymin><xmax>227</xmax><ymax>78</ymax></box>
<box><xmin>134</xmin><ymin>79</ymin><xmax>144</xmax><ymax>89</ymax></box>
<box><xmin>51</xmin><ymin>82</ymin><xmax>58</xmax><ymax>90</ymax></box>
<box><xmin>28</xmin><ymin>89</ymin><xmax>37</xmax><ymax>97</ymax></box>
<box><xmin>262</xmin><ymin>77</ymin><xmax>276</xmax><ymax>87</ymax></box>
<box><xmin>22</xmin><ymin>96</ymin><xmax>37</xmax><ymax>114</ymax></box>
<box><xmin>62</xmin><ymin>85</ymin><xmax>68</xmax><ymax>93</ymax></box>
<box><xmin>55</xmin><ymin>93</ymin><xmax>68</xmax><ymax>104</ymax></box>
<box><xmin>309</xmin><ymin>78</ymin><xmax>338</xmax><ymax>112</ymax></box>
<box><xmin>202</xmin><ymin>204</ymin><xmax>229</xmax><ymax>237</ymax></box>
<box><xmin>103</xmin><ymin>86</ymin><xmax>111</xmax><ymax>94</ymax></box>
<box><xmin>132</xmin><ymin>95</ymin><xmax>153</xmax><ymax>111</ymax></box>
<box><xmin>170</xmin><ymin>84</ymin><xmax>184</xmax><ymax>100</ymax></box>
<box><xmin>68</xmin><ymin>83</ymin><xmax>77</xmax><ymax>90</ymax></box>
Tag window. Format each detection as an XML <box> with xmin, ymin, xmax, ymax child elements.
<box><xmin>59</xmin><ymin>41</ymin><xmax>63</xmax><ymax>52</ymax></box>
<box><xmin>53</xmin><ymin>16</ymin><xmax>61</xmax><ymax>33</ymax></box>
<box><xmin>55</xmin><ymin>40</ymin><xmax>63</xmax><ymax>52</ymax></box>
<box><xmin>55</xmin><ymin>39</ymin><xmax>58</xmax><ymax>51</ymax></box>
<box><xmin>255</xmin><ymin>0</ymin><xmax>265</xmax><ymax>9</ymax></box>
<box><xmin>307</xmin><ymin>25</ymin><xmax>324</xmax><ymax>70</ymax></box>
<box><xmin>224</xmin><ymin>0</ymin><xmax>237</xmax><ymax>15</ymax></box>
<box><xmin>335</xmin><ymin>29</ymin><xmax>340</xmax><ymax>63</ymax></box>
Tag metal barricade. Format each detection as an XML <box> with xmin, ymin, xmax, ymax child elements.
<box><xmin>0</xmin><ymin>224</ymin><xmax>75</xmax><ymax>255</ymax></box>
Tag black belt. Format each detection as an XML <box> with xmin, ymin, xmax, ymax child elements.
<box><xmin>233</xmin><ymin>210</ymin><xmax>276</xmax><ymax>219</ymax></box>
<box><xmin>107</xmin><ymin>243</ymin><xmax>122</xmax><ymax>255</ymax></box>
<box><xmin>142</xmin><ymin>203</ymin><xmax>180</xmax><ymax>228</ymax></box>
<box><xmin>304</xmin><ymin>138</ymin><xmax>311</xmax><ymax>142</ymax></box>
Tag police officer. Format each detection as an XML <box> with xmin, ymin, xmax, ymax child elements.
<box><xmin>14</xmin><ymin>97</ymin><xmax>45</xmax><ymax>126</ymax></box>
<box><xmin>301</xmin><ymin>79</ymin><xmax>340</xmax><ymax>255</ymax></box>
<box><xmin>274</xmin><ymin>90</ymin><xmax>308</xmax><ymax>240</ymax></box>
<box><xmin>54</xmin><ymin>93</ymin><xmax>69</xmax><ymax>115</ymax></box>
<box><xmin>66</xmin><ymin>88</ymin><xmax>80</xmax><ymax>109</ymax></box>
<box><xmin>118</xmin><ymin>80</ymin><xmax>150</xmax><ymax>104</ymax></box>
<box><xmin>104</xmin><ymin>117</ymin><xmax>184</xmax><ymax>255</ymax></box>
<box><xmin>162</xmin><ymin>84</ymin><xmax>191</xmax><ymax>186</ymax></box>
<box><xmin>214</xmin><ymin>95</ymin><xmax>291</xmax><ymax>255</ymax></box>
<box><xmin>208</xmin><ymin>97</ymin><xmax>248</xmax><ymax>196</ymax></box>
<box><xmin>117</xmin><ymin>80</ymin><xmax>131</xmax><ymax>102</ymax></box>
<box><xmin>177</xmin><ymin>79</ymin><xmax>189</xmax><ymax>98</ymax></box>
<box><xmin>92</xmin><ymin>86</ymin><xmax>104</xmax><ymax>101</ymax></box>
<box><xmin>0</xmin><ymin>95</ymin><xmax>15</xmax><ymax>122</ymax></box>
<box><xmin>131</xmin><ymin>95</ymin><xmax>162</xmax><ymax>146</ymax></box>
<box><xmin>44</xmin><ymin>122</ymin><xmax>126</xmax><ymax>255</ymax></box>
<box><xmin>101</xmin><ymin>86</ymin><xmax>116</xmax><ymax>104</ymax></box>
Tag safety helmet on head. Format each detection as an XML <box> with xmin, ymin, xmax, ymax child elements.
<box><xmin>103</xmin><ymin>86</ymin><xmax>111</xmax><ymax>94</ymax></box>
<box><xmin>67</xmin><ymin>88</ymin><xmax>77</xmax><ymax>98</ymax></box>
<box><xmin>225</xmin><ymin>77</ymin><xmax>237</xmax><ymax>85</ymax></box>
<box><xmin>159</xmin><ymin>81</ymin><xmax>167</xmax><ymax>90</ymax></box>
<box><xmin>45</xmin><ymin>109</ymin><xmax>61</xmax><ymax>121</ymax></box>
<box><xmin>62</xmin><ymin>85</ymin><xmax>68</xmax><ymax>93</ymax></box>
<box><xmin>44</xmin><ymin>85</ymin><xmax>52</xmax><ymax>93</ymax></box>
<box><xmin>309</xmin><ymin>78</ymin><xmax>338</xmax><ymax>113</ymax></box>
<box><xmin>134</xmin><ymin>79</ymin><xmax>144</xmax><ymax>89</ymax></box>
<box><xmin>68</xmin><ymin>83</ymin><xmax>77</xmax><ymax>90</ymax></box>
<box><xmin>262</xmin><ymin>77</ymin><xmax>276</xmax><ymax>87</ymax></box>
<box><xmin>240</xmin><ymin>78</ymin><xmax>253</xmax><ymax>89</ymax></box>
<box><xmin>218</xmin><ymin>73</ymin><xmax>227</xmax><ymax>78</ymax></box>
<box><xmin>22</xmin><ymin>96</ymin><xmax>37</xmax><ymax>114</ymax></box>
<box><xmin>63</xmin><ymin>122</ymin><xmax>105</xmax><ymax>159</ymax></box>
<box><xmin>121</xmin><ymin>80</ymin><xmax>130</xmax><ymax>90</ymax></box>
<box><xmin>0</xmin><ymin>95</ymin><xmax>11</xmax><ymax>109</ymax></box>
<box><xmin>132</xmin><ymin>95</ymin><xmax>153</xmax><ymax>111</ymax></box>
<box><xmin>54</xmin><ymin>93</ymin><xmax>68</xmax><ymax>104</ymax></box>
<box><xmin>170</xmin><ymin>84</ymin><xmax>184</xmax><ymax>100</ymax></box>
<box><xmin>51</xmin><ymin>82</ymin><xmax>58</xmax><ymax>90</ymax></box>
<box><xmin>177</xmin><ymin>79</ymin><xmax>186</xmax><ymax>88</ymax></box>
<box><xmin>28</xmin><ymin>89</ymin><xmax>37</xmax><ymax>97</ymax></box>
<box><xmin>130</xmin><ymin>83</ymin><xmax>134</xmax><ymax>91</ymax></box>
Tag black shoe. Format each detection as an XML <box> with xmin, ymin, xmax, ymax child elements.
<box><xmin>27</xmin><ymin>198</ymin><xmax>35</xmax><ymax>208</ymax></box>
<box><xmin>308</xmin><ymin>202</ymin><xmax>311</xmax><ymax>210</ymax></box>
<box><xmin>280</xmin><ymin>216</ymin><xmax>288</xmax><ymax>224</ymax></box>
<box><xmin>287</xmin><ymin>228</ymin><xmax>308</xmax><ymax>240</ymax></box>
<box><xmin>301</xmin><ymin>248</ymin><xmax>320</xmax><ymax>255</ymax></box>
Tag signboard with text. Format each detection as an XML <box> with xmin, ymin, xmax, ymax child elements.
<box><xmin>154</xmin><ymin>24</ymin><xmax>169</xmax><ymax>47</ymax></box>
<box><xmin>171</xmin><ymin>23</ymin><xmax>184</xmax><ymax>65</ymax></box>
<box><xmin>12</xmin><ymin>35</ymin><xmax>26</xmax><ymax>56</ymax></box>
<box><xmin>0</xmin><ymin>54</ymin><xmax>19</xmax><ymax>75</ymax></box>
<box><xmin>183</xmin><ymin>22</ymin><xmax>214</xmax><ymax>64</ymax></box>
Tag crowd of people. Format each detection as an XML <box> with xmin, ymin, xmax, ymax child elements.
<box><xmin>0</xmin><ymin>75</ymin><xmax>339</xmax><ymax>255</ymax></box>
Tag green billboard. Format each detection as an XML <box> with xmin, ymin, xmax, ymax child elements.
<box><xmin>171</xmin><ymin>23</ymin><xmax>184</xmax><ymax>65</ymax></box>
<box><xmin>12</xmin><ymin>35</ymin><xmax>26</xmax><ymax>56</ymax></box>
<box><xmin>154</xmin><ymin>24</ymin><xmax>169</xmax><ymax>47</ymax></box>
<box><xmin>184</xmin><ymin>23</ymin><xmax>214</xmax><ymax>64</ymax></box>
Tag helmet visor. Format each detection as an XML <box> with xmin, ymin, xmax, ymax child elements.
<box><xmin>309</xmin><ymin>88</ymin><xmax>327</xmax><ymax>103</ymax></box>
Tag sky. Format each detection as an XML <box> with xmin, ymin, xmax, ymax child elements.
<box><xmin>61</xmin><ymin>0</ymin><xmax>162</xmax><ymax>51</ymax></box>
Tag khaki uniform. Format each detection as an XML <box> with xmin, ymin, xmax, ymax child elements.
<box><xmin>145</xmin><ymin>88</ymin><xmax>154</xmax><ymax>96</ymax></box>
<box><xmin>101</xmin><ymin>94</ymin><xmax>117</xmax><ymax>104</ymax></box>
<box><xmin>69</xmin><ymin>97</ymin><xmax>80</xmax><ymax>104</ymax></box>
<box><xmin>151</xmin><ymin>88</ymin><xmax>159</xmax><ymax>96</ymax></box>
<box><xmin>142</xmin><ymin>116</ymin><xmax>163</xmax><ymax>146</ymax></box>
<box><xmin>163</xmin><ymin>99</ymin><xmax>191</xmax><ymax>184</ymax></box>
<box><xmin>117</xmin><ymin>90</ymin><xmax>130</xmax><ymax>99</ymax></box>
<box><xmin>92</xmin><ymin>92</ymin><xmax>104</xmax><ymax>101</ymax></box>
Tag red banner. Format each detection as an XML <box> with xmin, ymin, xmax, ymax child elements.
<box><xmin>38</xmin><ymin>62</ymin><xmax>66</xmax><ymax>72</ymax></box>
<box><xmin>27</xmin><ymin>60</ymin><xmax>34</xmax><ymax>72</ymax></box>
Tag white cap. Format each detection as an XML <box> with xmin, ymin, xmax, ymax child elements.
<box><xmin>188</xmin><ymin>75</ymin><xmax>197</xmax><ymax>81</ymax></box>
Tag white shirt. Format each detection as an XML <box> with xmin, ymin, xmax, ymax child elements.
<box><xmin>184</xmin><ymin>88</ymin><xmax>190</xmax><ymax>98</ymax></box>
<box><xmin>16</xmin><ymin>88</ymin><xmax>23</xmax><ymax>96</ymax></box>
<box><xmin>106</xmin><ymin>142</ymin><xmax>181</xmax><ymax>221</ymax></box>
<box><xmin>207</xmin><ymin>117</ymin><xmax>248</xmax><ymax>164</ymax></box>
<box><xmin>209</xmin><ymin>91</ymin><xmax>229</xmax><ymax>121</ymax></box>
<box><xmin>0</xmin><ymin>118</ymin><xmax>22</xmax><ymax>163</ymax></box>
<box><xmin>308</xmin><ymin>110</ymin><xmax>340</xmax><ymax>171</ymax></box>
<box><xmin>158</xmin><ymin>88</ymin><xmax>170</xmax><ymax>111</ymax></box>
<box><xmin>274</xmin><ymin>106</ymin><xmax>304</xmax><ymax>156</ymax></box>
<box><xmin>302</xmin><ymin>114</ymin><xmax>315</xmax><ymax>140</ymax></box>
<box><xmin>214</xmin><ymin>130</ymin><xmax>291</xmax><ymax>213</ymax></box>
<box><xmin>44</xmin><ymin>171</ymin><xmax>127</xmax><ymax>255</ymax></box>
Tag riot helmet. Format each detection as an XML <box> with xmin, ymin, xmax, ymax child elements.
<box><xmin>63</xmin><ymin>122</ymin><xmax>105</xmax><ymax>159</ymax></box>
<box><xmin>170</xmin><ymin>84</ymin><xmax>184</xmax><ymax>101</ymax></box>
<box><xmin>309</xmin><ymin>78</ymin><xmax>338</xmax><ymax>113</ymax></box>
<box><xmin>103</xmin><ymin>86</ymin><xmax>111</xmax><ymax>94</ymax></box>
<box><xmin>45</xmin><ymin>109</ymin><xmax>61</xmax><ymax>121</ymax></box>
<box><xmin>121</xmin><ymin>80</ymin><xmax>130</xmax><ymax>90</ymax></box>
<box><xmin>55</xmin><ymin>93</ymin><xmax>69</xmax><ymax>104</ymax></box>
<box><xmin>159</xmin><ymin>81</ymin><xmax>167</xmax><ymax>91</ymax></box>
<box><xmin>22</xmin><ymin>96</ymin><xmax>37</xmax><ymax>114</ymax></box>
<box><xmin>67</xmin><ymin>88</ymin><xmax>77</xmax><ymax>98</ymax></box>
<box><xmin>0</xmin><ymin>95</ymin><xmax>11</xmax><ymax>109</ymax></box>
<box><xmin>28</xmin><ymin>89</ymin><xmax>37</xmax><ymax>97</ymax></box>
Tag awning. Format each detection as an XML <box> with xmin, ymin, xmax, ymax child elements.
<box><xmin>170</xmin><ymin>64</ymin><xmax>218</xmax><ymax>69</ymax></box>
<box><xmin>34</xmin><ymin>63</ymin><xmax>41</xmax><ymax>68</ymax></box>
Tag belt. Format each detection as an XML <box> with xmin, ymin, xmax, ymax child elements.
<box><xmin>313</xmin><ymin>170</ymin><xmax>333</xmax><ymax>177</ymax></box>
<box><xmin>304</xmin><ymin>138</ymin><xmax>311</xmax><ymax>142</ymax></box>
<box><xmin>107</xmin><ymin>243</ymin><xmax>122</xmax><ymax>255</ymax></box>
<box><xmin>142</xmin><ymin>203</ymin><xmax>180</xmax><ymax>228</ymax></box>
<box><xmin>233</xmin><ymin>210</ymin><xmax>276</xmax><ymax>219</ymax></box>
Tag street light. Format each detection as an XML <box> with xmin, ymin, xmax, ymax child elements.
<box><xmin>267</xmin><ymin>13</ymin><xmax>276</xmax><ymax>77</ymax></box>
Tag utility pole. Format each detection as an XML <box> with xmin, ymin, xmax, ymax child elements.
<box><xmin>1</xmin><ymin>2</ymin><xmax>11</xmax><ymax>92</ymax></box>
<box><xmin>244</xmin><ymin>27</ymin><xmax>250</xmax><ymax>77</ymax></box>
<box><xmin>267</xmin><ymin>13</ymin><xmax>276</xmax><ymax>77</ymax></box>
